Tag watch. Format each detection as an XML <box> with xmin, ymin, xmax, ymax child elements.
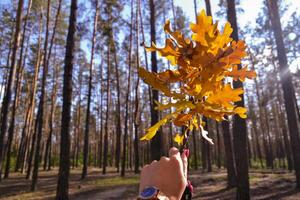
<box><xmin>138</xmin><ymin>186</ymin><xmax>160</xmax><ymax>200</ymax></box>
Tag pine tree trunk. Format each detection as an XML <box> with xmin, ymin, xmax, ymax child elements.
<box><xmin>102</xmin><ymin>40</ymin><xmax>111</xmax><ymax>174</ymax></box>
<box><xmin>121</xmin><ymin>0</ymin><xmax>134</xmax><ymax>177</ymax></box>
<box><xmin>192</xmin><ymin>129</ymin><xmax>198</xmax><ymax>170</ymax></box>
<box><xmin>44</xmin><ymin>66</ymin><xmax>58</xmax><ymax>171</ymax></box>
<box><xmin>98</xmin><ymin>59</ymin><xmax>103</xmax><ymax>168</ymax></box>
<box><xmin>216</xmin><ymin>122</ymin><xmax>221</xmax><ymax>169</ymax></box>
<box><xmin>273</xmin><ymin>58</ymin><xmax>293</xmax><ymax>171</ymax></box>
<box><xmin>4</xmin><ymin>0</ymin><xmax>32</xmax><ymax>178</ymax></box>
<box><xmin>56</xmin><ymin>0</ymin><xmax>77</xmax><ymax>198</ymax></box>
<box><xmin>221</xmin><ymin>120</ymin><xmax>237</xmax><ymax>188</ymax></box>
<box><xmin>43</xmin><ymin>0</ymin><xmax>62</xmax><ymax>172</ymax></box>
<box><xmin>227</xmin><ymin>0</ymin><xmax>250</xmax><ymax>198</ymax></box>
<box><xmin>138</xmin><ymin>0</ymin><xmax>152</xmax><ymax>107</ymax></box>
<box><xmin>82</xmin><ymin>0</ymin><xmax>98</xmax><ymax>179</ymax></box>
<box><xmin>110</xmin><ymin>26</ymin><xmax>122</xmax><ymax>173</ymax></box>
<box><xmin>31</xmin><ymin>0</ymin><xmax>51</xmax><ymax>190</ymax></box>
<box><xmin>267</xmin><ymin>0</ymin><xmax>300</xmax><ymax>188</ymax></box>
<box><xmin>134</xmin><ymin>0</ymin><xmax>140</xmax><ymax>174</ymax></box>
<box><xmin>16</xmin><ymin>14</ymin><xmax>43</xmax><ymax>174</ymax></box>
<box><xmin>149</xmin><ymin>0</ymin><xmax>162</xmax><ymax>161</ymax></box>
<box><xmin>0</xmin><ymin>0</ymin><xmax>24</xmax><ymax>180</ymax></box>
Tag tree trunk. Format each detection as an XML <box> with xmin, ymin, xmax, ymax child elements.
<box><xmin>221</xmin><ymin>120</ymin><xmax>237</xmax><ymax>188</ymax></box>
<box><xmin>227</xmin><ymin>0</ymin><xmax>250</xmax><ymax>198</ymax></box>
<box><xmin>0</xmin><ymin>0</ymin><xmax>24</xmax><ymax>180</ymax></box>
<box><xmin>204</xmin><ymin>0</ymin><xmax>212</xmax><ymax>16</ymax></box>
<box><xmin>192</xmin><ymin>129</ymin><xmax>198</xmax><ymax>170</ymax></box>
<box><xmin>98</xmin><ymin>58</ymin><xmax>104</xmax><ymax>168</ymax></box>
<box><xmin>55</xmin><ymin>0</ymin><xmax>77</xmax><ymax>198</ymax></box>
<box><xmin>121</xmin><ymin>0</ymin><xmax>134</xmax><ymax>177</ymax></box>
<box><xmin>138</xmin><ymin>0</ymin><xmax>152</xmax><ymax>109</ymax></box>
<box><xmin>102</xmin><ymin>41</ymin><xmax>111</xmax><ymax>174</ymax></box>
<box><xmin>82</xmin><ymin>0</ymin><xmax>98</xmax><ymax>179</ymax></box>
<box><xmin>4</xmin><ymin>0</ymin><xmax>32</xmax><ymax>178</ymax></box>
<box><xmin>134</xmin><ymin>0</ymin><xmax>140</xmax><ymax>174</ymax></box>
<box><xmin>149</xmin><ymin>0</ymin><xmax>162</xmax><ymax>161</ymax></box>
<box><xmin>216</xmin><ymin>122</ymin><xmax>221</xmax><ymax>169</ymax></box>
<box><xmin>31</xmin><ymin>0</ymin><xmax>51</xmax><ymax>191</ymax></box>
<box><xmin>267</xmin><ymin>0</ymin><xmax>300</xmax><ymax>188</ymax></box>
<box><xmin>43</xmin><ymin>0</ymin><xmax>62</xmax><ymax>172</ymax></box>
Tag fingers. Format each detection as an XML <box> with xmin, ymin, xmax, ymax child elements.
<box><xmin>160</xmin><ymin>156</ymin><xmax>170</xmax><ymax>162</ymax></box>
<box><xmin>151</xmin><ymin>160</ymin><xmax>157</xmax><ymax>165</ymax></box>
<box><xmin>181</xmin><ymin>149</ymin><xmax>188</xmax><ymax>179</ymax></box>
<box><xmin>169</xmin><ymin>147</ymin><xmax>179</xmax><ymax>157</ymax></box>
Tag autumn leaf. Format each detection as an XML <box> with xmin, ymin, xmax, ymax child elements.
<box><xmin>225</xmin><ymin>65</ymin><xmax>257</xmax><ymax>81</ymax></box>
<box><xmin>206</xmin><ymin>84</ymin><xmax>244</xmax><ymax>109</ymax></box>
<box><xmin>173</xmin><ymin>113</ymin><xmax>193</xmax><ymax>127</ymax></box>
<box><xmin>234</xmin><ymin>107</ymin><xmax>247</xmax><ymax>118</ymax></box>
<box><xmin>139</xmin><ymin>9</ymin><xmax>256</xmax><ymax>144</ymax></box>
<box><xmin>174</xmin><ymin>133</ymin><xmax>185</xmax><ymax>146</ymax></box>
<box><xmin>140</xmin><ymin>114</ymin><xmax>172</xmax><ymax>141</ymax></box>
<box><xmin>138</xmin><ymin>67</ymin><xmax>184</xmax><ymax>99</ymax></box>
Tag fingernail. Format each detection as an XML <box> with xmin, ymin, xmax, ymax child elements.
<box><xmin>184</xmin><ymin>149</ymin><xmax>189</xmax><ymax>158</ymax></box>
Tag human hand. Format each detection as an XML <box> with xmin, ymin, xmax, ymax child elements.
<box><xmin>139</xmin><ymin>147</ymin><xmax>188</xmax><ymax>200</ymax></box>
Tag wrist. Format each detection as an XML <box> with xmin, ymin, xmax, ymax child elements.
<box><xmin>138</xmin><ymin>186</ymin><xmax>169</xmax><ymax>200</ymax></box>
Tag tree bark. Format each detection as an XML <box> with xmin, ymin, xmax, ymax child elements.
<box><xmin>0</xmin><ymin>0</ymin><xmax>24</xmax><ymax>180</ymax></box>
<box><xmin>221</xmin><ymin>120</ymin><xmax>237</xmax><ymax>188</ymax></box>
<box><xmin>56</xmin><ymin>0</ymin><xmax>77</xmax><ymax>198</ymax></box>
<box><xmin>43</xmin><ymin>0</ymin><xmax>62</xmax><ymax>172</ymax></box>
<box><xmin>267</xmin><ymin>0</ymin><xmax>300</xmax><ymax>188</ymax></box>
<box><xmin>121</xmin><ymin>0</ymin><xmax>134</xmax><ymax>177</ymax></box>
<box><xmin>227</xmin><ymin>0</ymin><xmax>250</xmax><ymax>198</ymax></box>
<box><xmin>149</xmin><ymin>0</ymin><xmax>162</xmax><ymax>161</ymax></box>
<box><xmin>134</xmin><ymin>0</ymin><xmax>140</xmax><ymax>174</ymax></box>
<box><xmin>4</xmin><ymin>0</ymin><xmax>32</xmax><ymax>178</ymax></box>
<box><xmin>82</xmin><ymin>0</ymin><xmax>98</xmax><ymax>179</ymax></box>
<box><xmin>31</xmin><ymin>0</ymin><xmax>51</xmax><ymax>191</ymax></box>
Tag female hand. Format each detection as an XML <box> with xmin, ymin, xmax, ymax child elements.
<box><xmin>139</xmin><ymin>147</ymin><xmax>188</xmax><ymax>200</ymax></box>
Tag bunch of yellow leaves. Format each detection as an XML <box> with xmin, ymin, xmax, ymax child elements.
<box><xmin>139</xmin><ymin>10</ymin><xmax>256</xmax><ymax>145</ymax></box>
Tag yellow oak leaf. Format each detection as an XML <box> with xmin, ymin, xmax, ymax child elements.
<box><xmin>139</xmin><ymin>9</ymin><xmax>256</xmax><ymax>143</ymax></box>
<box><xmin>157</xmin><ymin>69</ymin><xmax>182</xmax><ymax>83</ymax></box>
<box><xmin>206</xmin><ymin>84</ymin><xmax>243</xmax><ymax>109</ymax></box>
<box><xmin>174</xmin><ymin>133</ymin><xmax>185</xmax><ymax>146</ymax></box>
<box><xmin>144</xmin><ymin>39</ymin><xmax>180</xmax><ymax>65</ymax></box>
<box><xmin>138</xmin><ymin>67</ymin><xmax>184</xmax><ymax>99</ymax></box>
<box><xmin>173</xmin><ymin>113</ymin><xmax>193</xmax><ymax>127</ymax></box>
<box><xmin>225</xmin><ymin>65</ymin><xmax>257</xmax><ymax>82</ymax></box>
<box><xmin>140</xmin><ymin>114</ymin><xmax>172</xmax><ymax>141</ymax></box>
<box><xmin>234</xmin><ymin>107</ymin><xmax>247</xmax><ymax>118</ymax></box>
<box><xmin>155</xmin><ymin>100</ymin><xmax>195</xmax><ymax>111</ymax></box>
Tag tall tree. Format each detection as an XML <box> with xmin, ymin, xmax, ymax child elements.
<box><xmin>31</xmin><ymin>0</ymin><xmax>51</xmax><ymax>191</ymax></box>
<box><xmin>0</xmin><ymin>0</ymin><xmax>24</xmax><ymax>180</ymax></box>
<box><xmin>149</xmin><ymin>0</ymin><xmax>162</xmax><ymax>161</ymax></box>
<box><xmin>4</xmin><ymin>0</ymin><xmax>32</xmax><ymax>178</ymax></box>
<box><xmin>226</xmin><ymin>0</ymin><xmax>250</xmax><ymax>199</ymax></box>
<box><xmin>43</xmin><ymin>0</ymin><xmax>63</xmax><ymax>171</ymax></box>
<box><xmin>134</xmin><ymin>0</ymin><xmax>140</xmax><ymax>174</ymax></box>
<box><xmin>56</xmin><ymin>0</ymin><xmax>77</xmax><ymax>198</ymax></box>
<box><xmin>121</xmin><ymin>0</ymin><xmax>134</xmax><ymax>177</ymax></box>
<box><xmin>267</xmin><ymin>0</ymin><xmax>300</xmax><ymax>188</ymax></box>
<box><xmin>82</xmin><ymin>0</ymin><xmax>99</xmax><ymax>179</ymax></box>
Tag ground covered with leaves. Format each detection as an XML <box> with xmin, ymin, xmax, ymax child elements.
<box><xmin>0</xmin><ymin>168</ymin><xmax>299</xmax><ymax>200</ymax></box>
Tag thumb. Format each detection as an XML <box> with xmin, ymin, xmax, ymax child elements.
<box><xmin>181</xmin><ymin>149</ymin><xmax>189</xmax><ymax>179</ymax></box>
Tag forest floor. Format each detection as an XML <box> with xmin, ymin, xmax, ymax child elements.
<box><xmin>0</xmin><ymin>168</ymin><xmax>300</xmax><ymax>200</ymax></box>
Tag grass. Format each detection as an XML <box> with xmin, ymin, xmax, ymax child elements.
<box><xmin>90</xmin><ymin>176</ymin><xmax>139</xmax><ymax>187</ymax></box>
